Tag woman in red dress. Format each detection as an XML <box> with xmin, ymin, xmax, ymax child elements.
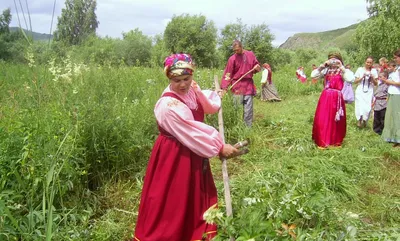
<box><xmin>310</xmin><ymin>52</ymin><xmax>355</xmax><ymax>148</ymax></box>
<box><xmin>134</xmin><ymin>53</ymin><xmax>239</xmax><ymax>241</ymax></box>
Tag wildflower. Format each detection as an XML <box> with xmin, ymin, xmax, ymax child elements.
<box><xmin>203</xmin><ymin>204</ymin><xmax>223</xmax><ymax>224</ymax></box>
<box><xmin>146</xmin><ymin>79</ymin><xmax>155</xmax><ymax>85</ymax></box>
<box><xmin>243</xmin><ymin>197</ymin><xmax>261</xmax><ymax>206</ymax></box>
<box><xmin>25</xmin><ymin>48</ymin><xmax>36</xmax><ymax>68</ymax></box>
<box><xmin>132</xmin><ymin>99</ymin><xmax>139</xmax><ymax>106</ymax></box>
<box><xmin>346</xmin><ymin>212</ymin><xmax>359</xmax><ymax>219</ymax></box>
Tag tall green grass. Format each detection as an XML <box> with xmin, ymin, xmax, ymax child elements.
<box><xmin>0</xmin><ymin>62</ymin><xmax>399</xmax><ymax>240</ymax></box>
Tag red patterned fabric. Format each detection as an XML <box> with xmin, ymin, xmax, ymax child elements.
<box><xmin>221</xmin><ymin>50</ymin><xmax>259</xmax><ymax>95</ymax></box>
<box><xmin>134</xmin><ymin>92</ymin><xmax>218</xmax><ymax>241</ymax></box>
<box><xmin>163</xmin><ymin>53</ymin><xmax>195</xmax><ymax>78</ymax></box>
<box><xmin>312</xmin><ymin>73</ymin><xmax>347</xmax><ymax>147</ymax></box>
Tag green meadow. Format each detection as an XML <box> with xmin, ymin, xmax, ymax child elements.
<box><xmin>0</xmin><ymin>61</ymin><xmax>399</xmax><ymax>240</ymax></box>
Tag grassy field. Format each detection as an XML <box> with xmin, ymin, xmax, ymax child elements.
<box><xmin>0</xmin><ymin>61</ymin><xmax>399</xmax><ymax>240</ymax></box>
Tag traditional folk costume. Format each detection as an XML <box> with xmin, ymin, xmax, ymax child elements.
<box><xmin>311</xmin><ymin>65</ymin><xmax>319</xmax><ymax>84</ymax></box>
<box><xmin>296</xmin><ymin>67</ymin><xmax>307</xmax><ymax>83</ymax></box>
<box><xmin>260</xmin><ymin>63</ymin><xmax>281</xmax><ymax>102</ymax></box>
<box><xmin>354</xmin><ymin>67</ymin><xmax>378</xmax><ymax>125</ymax></box>
<box><xmin>221</xmin><ymin>48</ymin><xmax>260</xmax><ymax>127</ymax></box>
<box><xmin>311</xmin><ymin>53</ymin><xmax>355</xmax><ymax>148</ymax></box>
<box><xmin>382</xmin><ymin>68</ymin><xmax>400</xmax><ymax>144</ymax></box>
<box><xmin>134</xmin><ymin>54</ymin><xmax>224</xmax><ymax>241</ymax></box>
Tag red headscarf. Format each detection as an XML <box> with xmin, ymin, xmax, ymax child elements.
<box><xmin>262</xmin><ymin>63</ymin><xmax>271</xmax><ymax>71</ymax></box>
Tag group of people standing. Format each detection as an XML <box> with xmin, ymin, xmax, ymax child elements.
<box><xmin>133</xmin><ymin>42</ymin><xmax>400</xmax><ymax>241</ymax></box>
<box><xmin>134</xmin><ymin>40</ymin><xmax>280</xmax><ymax>241</ymax></box>
<box><xmin>311</xmin><ymin>52</ymin><xmax>400</xmax><ymax>149</ymax></box>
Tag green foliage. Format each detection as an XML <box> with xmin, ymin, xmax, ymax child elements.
<box><xmin>0</xmin><ymin>8</ymin><xmax>11</xmax><ymax>34</ymax></box>
<box><xmin>119</xmin><ymin>28</ymin><xmax>152</xmax><ymax>66</ymax></box>
<box><xmin>164</xmin><ymin>14</ymin><xmax>218</xmax><ymax>67</ymax></box>
<box><xmin>55</xmin><ymin>0</ymin><xmax>99</xmax><ymax>45</ymax></box>
<box><xmin>355</xmin><ymin>0</ymin><xmax>400</xmax><ymax>61</ymax></box>
<box><xmin>1</xmin><ymin>59</ymin><xmax>399</xmax><ymax>240</ymax></box>
<box><xmin>219</xmin><ymin>19</ymin><xmax>274</xmax><ymax>68</ymax></box>
<box><xmin>150</xmin><ymin>34</ymin><xmax>169</xmax><ymax>67</ymax></box>
<box><xmin>10</xmin><ymin>27</ymin><xmax>53</xmax><ymax>41</ymax></box>
<box><xmin>0</xmin><ymin>8</ymin><xmax>27</xmax><ymax>62</ymax></box>
<box><xmin>219</xmin><ymin>19</ymin><xmax>247</xmax><ymax>61</ymax></box>
<box><xmin>294</xmin><ymin>48</ymin><xmax>318</xmax><ymax>66</ymax></box>
<box><xmin>269</xmin><ymin>48</ymin><xmax>293</xmax><ymax>68</ymax></box>
<box><xmin>280</xmin><ymin>23</ymin><xmax>360</xmax><ymax>51</ymax></box>
<box><xmin>245</xmin><ymin>24</ymin><xmax>275</xmax><ymax>65</ymax></box>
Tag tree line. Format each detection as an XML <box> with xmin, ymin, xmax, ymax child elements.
<box><xmin>1</xmin><ymin>0</ymin><xmax>400</xmax><ymax>69</ymax></box>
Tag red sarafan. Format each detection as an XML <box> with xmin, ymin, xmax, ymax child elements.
<box><xmin>312</xmin><ymin>73</ymin><xmax>347</xmax><ymax>148</ymax></box>
<box><xmin>134</xmin><ymin>92</ymin><xmax>217</xmax><ymax>241</ymax></box>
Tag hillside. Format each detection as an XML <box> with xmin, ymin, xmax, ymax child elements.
<box><xmin>10</xmin><ymin>27</ymin><xmax>53</xmax><ymax>41</ymax></box>
<box><xmin>279</xmin><ymin>23</ymin><xmax>360</xmax><ymax>50</ymax></box>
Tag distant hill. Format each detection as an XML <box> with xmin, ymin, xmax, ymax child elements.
<box><xmin>279</xmin><ymin>22</ymin><xmax>361</xmax><ymax>50</ymax></box>
<box><xmin>10</xmin><ymin>27</ymin><xmax>53</xmax><ymax>41</ymax></box>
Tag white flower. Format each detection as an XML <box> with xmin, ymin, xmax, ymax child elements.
<box><xmin>203</xmin><ymin>204</ymin><xmax>223</xmax><ymax>224</ymax></box>
<box><xmin>346</xmin><ymin>212</ymin><xmax>359</xmax><ymax>219</ymax></box>
<box><xmin>145</xmin><ymin>79</ymin><xmax>155</xmax><ymax>85</ymax></box>
<box><xmin>132</xmin><ymin>99</ymin><xmax>139</xmax><ymax>106</ymax></box>
<box><xmin>25</xmin><ymin>49</ymin><xmax>36</xmax><ymax>68</ymax></box>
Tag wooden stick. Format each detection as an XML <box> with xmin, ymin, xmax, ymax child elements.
<box><xmin>229</xmin><ymin>67</ymin><xmax>256</xmax><ymax>90</ymax></box>
<box><xmin>214</xmin><ymin>75</ymin><xmax>234</xmax><ymax>217</ymax></box>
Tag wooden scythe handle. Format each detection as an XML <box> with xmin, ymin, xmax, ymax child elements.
<box><xmin>214</xmin><ymin>75</ymin><xmax>234</xmax><ymax>220</ymax></box>
<box><xmin>229</xmin><ymin>66</ymin><xmax>257</xmax><ymax>90</ymax></box>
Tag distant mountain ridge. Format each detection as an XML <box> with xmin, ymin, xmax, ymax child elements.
<box><xmin>10</xmin><ymin>27</ymin><xmax>53</xmax><ymax>41</ymax></box>
<box><xmin>279</xmin><ymin>23</ymin><xmax>360</xmax><ymax>50</ymax></box>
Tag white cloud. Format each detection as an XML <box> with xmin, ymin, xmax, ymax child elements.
<box><xmin>0</xmin><ymin>0</ymin><xmax>369</xmax><ymax>45</ymax></box>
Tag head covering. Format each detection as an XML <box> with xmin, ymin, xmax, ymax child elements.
<box><xmin>262</xmin><ymin>63</ymin><xmax>271</xmax><ymax>71</ymax></box>
<box><xmin>163</xmin><ymin>53</ymin><xmax>195</xmax><ymax>78</ymax></box>
<box><xmin>328</xmin><ymin>52</ymin><xmax>343</xmax><ymax>63</ymax></box>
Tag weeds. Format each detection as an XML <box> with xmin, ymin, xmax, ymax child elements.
<box><xmin>0</xmin><ymin>61</ymin><xmax>399</xmax><ymax>240</ymax></box>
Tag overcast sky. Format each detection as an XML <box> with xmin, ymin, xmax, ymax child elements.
<box><xmin>1</xmin><ymin>0</ymin><xmax>369</xmax><ymax>46</ymax></box>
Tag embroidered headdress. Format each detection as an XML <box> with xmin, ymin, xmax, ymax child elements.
<box><xmin>328</xmin><ymin>52</ymin><xmax>343</xmax><ymax>64</ymax></box>
<box><xmin>163</xmin><ymin>53</ymin><xmax>195</xmax><ymax>78</ymax></box>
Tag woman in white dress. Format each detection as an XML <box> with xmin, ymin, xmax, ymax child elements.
<box><xmin>354</xmin><ymin>56</ymin><xmax>378</xmax><ymax>128</ymax></box>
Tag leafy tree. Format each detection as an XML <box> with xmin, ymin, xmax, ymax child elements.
<box><xmin>355</xmin><ymin>0</ymin><xmax>400</xmax><ymax>61</ymax></box>
<box><xmin>245</xmin><ymin>24</ymin><xmax>274</xmax><ymax>65</ymax></box>
<box><xmin>366</xmin><ymin>0</ymin><xmax>378</xmax><ymax>16</ymax></box>
<box><xmin>0</xmin><ymin>8</ymin><xmax>11</xmax><ymax>34</ymax></box>
<box><xmin>0</xmin><ymin>8</ymin><xmax>25</xmax><ymax>61</ymax></box>
<box><xmin>294</xmin><ymin>48</ymin><xmax>318</xmax><ymax>66</ymax></box>
<box><xmin>150</xmin><ymin>34</ymin><xmax>170</xmax><ymax>67</ymax></box>
<box><xmin>219</xmin><ymin>20</ymin><xmax>274</xmax><ymax>66</ymax></box>
<box><xmin>164</xmin><ymin>14</ymin><xmax>217</xmax><ymax>67</ymax></box>
<box><xmin>219</xmin><ymin>19</ymin><xmax>247</xmax><ymax>60</ymax></box>
<box><xmin>269</xmin><ymin>48</ymin><xmax>293</xmax><ymax>68</ymax></box>
<box><xmin>117</xmin><ymin>28</ymin><xmax>153</xmax><ymax>66</ymax></box>
<box><xmin>55</xmin><ymin>0</ymin><xmax>99</xmax><ymax>45</ymax></box>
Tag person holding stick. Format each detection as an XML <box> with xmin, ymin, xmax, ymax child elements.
<box><xmin>220</xmin><ymin>40</ymin><xmax>261</xmax><ymax>127</ymax></box>
<box><xmin>134</xmin><ymin>53</ymin><xmax>241</xmax><ymax>241</ymax></box>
